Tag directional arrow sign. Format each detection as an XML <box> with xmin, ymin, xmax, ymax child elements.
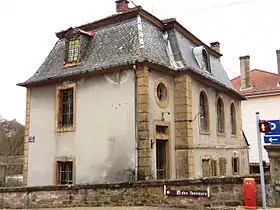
<box><xmin>264</xmin><ymin>135</ymin><xmax>280</xmax><ymax>144</ymax></box>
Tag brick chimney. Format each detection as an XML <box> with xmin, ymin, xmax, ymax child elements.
<box><xmin>210</xmin><ymin>41</ymin><xmax>220</xmax><ymax>54</ymax></box>
<box><xmin>239</xmin><ymin>55</ymin><xmax>252</xmax><ymax>90</ymax></box>
<box><xmin>116</xmin><ymin>0</ymin><xmax>129</xmax><ymax>13</ymax></box>
<box><xmin>276</xmin><ymin>49</ymin><xmax>280</xmax><ymax>85</ymax></box>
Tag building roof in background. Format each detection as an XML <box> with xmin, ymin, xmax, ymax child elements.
<box><xmin>231</xmin><ymin>69</ymin><xmax>280</xmax><ymax>97</ymax></box>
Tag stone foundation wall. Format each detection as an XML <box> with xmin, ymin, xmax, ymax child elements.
<box><xmin>0</xmin><ymin>175</ymin><xmax>270</xmax><ymax>209</ymax></box>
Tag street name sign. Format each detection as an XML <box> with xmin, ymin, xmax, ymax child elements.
<box><xmin>264</xmin><ymin>120</ymin><xmax>280</xmax><ymax>144</ymax></box>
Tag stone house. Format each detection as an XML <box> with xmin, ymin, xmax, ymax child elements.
<box><xmin>231</xmin><ymin>52</ymin><xmax>280</xmax><ymax>173</ymax></box>
<box><xmin>17</xmin><ymin>0</ymin><xmax>249</xmax><ymax>186</ymax></box>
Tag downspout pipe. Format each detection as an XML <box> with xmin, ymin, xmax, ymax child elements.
<box><xmin>133</xmin><ymin>63</ymin><xmax>138</xmax><ymax>181</ymax></box>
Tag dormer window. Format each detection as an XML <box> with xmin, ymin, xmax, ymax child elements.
<box><xmin>67</xmin><ymin>38</ymin><xmax>80</xmax><ymax>63</ymax></box>
<box><xmin>202</xmin><ymin>50</ymin><xmax>210</xmax><ymax>73</ymax></box>
<box><xmin>193</xmin><ymin>46</ymin><xmax>211</xmax><ymax>74</ymax></box>
<box><xmin>61</xmin><ymin>27</ymin><xmax>95</xmax><ymax>66</ymax></box>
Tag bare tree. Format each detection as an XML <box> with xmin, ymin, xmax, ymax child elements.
<box><xmin>0</xmin><ymin>116</ymin><xmax>24</xmax><ymax>186</ymax></box>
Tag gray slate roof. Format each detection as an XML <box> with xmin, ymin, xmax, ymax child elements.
<box><xmin>17</xmin><ymin>8</ymin><xmax>240</xmax><ymax>97</ymax></box>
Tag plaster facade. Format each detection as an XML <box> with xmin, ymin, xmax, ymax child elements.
<box><xmin>148</xmin><ymin>70</ymin><xmax>176</xmax><ymax>179</ymax></box>
<box><xmin>27</xmin><ymin>70</ymin><xmax>136</xmax><ymax>186</ymax></box>
<box><xmin>191</xmin><ymin>79</ymin><xmax>249</xmax><ymax>177</ymax></box>
<box><xmin>146</xmin><ymin>70</ymin><xmax>249</xmax><ymax>180</ymax></box>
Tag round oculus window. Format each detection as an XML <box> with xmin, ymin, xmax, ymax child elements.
<box><xmin>155</xmin><ymin>81</ymin><xmax>168</xmax><ymax>108</ymax></box>
<box><xmin>156</xmin><ymin>83</ymin><xmax>167</xmax><ymax>101</ymax></box>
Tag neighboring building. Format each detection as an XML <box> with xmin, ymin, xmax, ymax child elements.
<box><xmin>231</xmin><ymin>53</ymin><xmax>280</xmax><ymax>173</ymax></box>
<box><xmin>18</xmin><ymin>0</ymin><xmax>249</xmax><ymax>187</ymax></box>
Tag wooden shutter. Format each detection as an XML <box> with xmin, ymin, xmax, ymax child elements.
<box><xmin>202</xmin><ymin>159</ymin><xmax>210</xmax><ymax>177</ymax></box>
<box><xmin>218</xmin><ymin>157</ymin><xmax>227</xmax><ymax>176</ymax></box>
<box><xmin>211</xmin><ymin>159</ymin><xmax>217</xmax><ymax>177</ymax></box>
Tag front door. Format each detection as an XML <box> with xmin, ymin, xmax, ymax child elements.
<box><xmin>156</xmin><ymin>140</ymin><xmax>167</xmax><ymax>179</ymax></box>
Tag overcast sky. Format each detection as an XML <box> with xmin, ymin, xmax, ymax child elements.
<box><xmin>0</xmin><ymin>0</ymin><xmax>279</xmax><ymax>124</ymax></box>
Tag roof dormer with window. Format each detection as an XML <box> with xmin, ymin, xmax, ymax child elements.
<box><xmin>193</xmin><ymin>46</ymin><xmax>211</xmax><ymax>74</ymax></box>
<box><xmin>61</xmin><ymin>28</ymin><xmax>95</xmax><ymax>67</ymax></box>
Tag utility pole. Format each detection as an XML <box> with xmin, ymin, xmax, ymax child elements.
<box><xmin>256</xmin><ymin>112</ymin><xmax>267</xmax><ymax>210</ymax></box>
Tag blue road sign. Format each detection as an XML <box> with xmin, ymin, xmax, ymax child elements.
<box><xmin>264</xmin><ymin>135</ymin><xmax>280</xmax><ymax>144</ymax></box>
<box><xmin>264</xmin><ymin>120</ymin><xmax>280</xmax><ymax>143</ymax></box>
<box><xmin>28</xmin><ymin>136</ymin><xmax>35</xmax><ymax>143</ymax></box>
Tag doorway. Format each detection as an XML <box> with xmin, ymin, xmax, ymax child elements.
<box><xmin>156</xmin><ymin>140</ymin><xmax>167</xmax><ymax>179</ymax></box>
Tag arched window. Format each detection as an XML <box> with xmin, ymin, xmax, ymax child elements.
<box><xmin>217</xmin><ymin>98</ymin><xmax>225</xmax><ymax>133</ymax></box>
<box><xmin>202</xmin><ymin>50</ymin><xmax>210</xmax><ymax>73</ymax></box>
<box><xmin>199</xmin><ymin>91</ymin><xmax>209</xmax><ymax>132</ymax></box>
<box><xmin>230</xmin><ymin>103</ymin><xmax>237</xmax><ymax>135</ymax></box>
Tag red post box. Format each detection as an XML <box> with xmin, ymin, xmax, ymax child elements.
<box><xmin>243</xmin><ymin>178</ymin><xmax>257</xmax><ymax>209</ymax></box>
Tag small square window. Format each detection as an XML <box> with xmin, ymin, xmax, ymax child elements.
<box><xmin>57</xmin><ymin>161</ymin><xmax>73</xmax><ymax>185</ymax></box>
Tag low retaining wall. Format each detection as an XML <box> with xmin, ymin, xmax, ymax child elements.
<box><xmin>0</xmin><ymin>175</ymin><xmax>270</xmax><ymax>209</ymax></box>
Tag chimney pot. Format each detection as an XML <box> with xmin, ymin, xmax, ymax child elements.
<box><xmin>239</xmin><ymin>55</ymin><xmax>252</xmax><ymax>90</ymax></box>
<box><xmin>210</xmin><ymin>41</ymin><xmax>220</xmax><ymax>54</ymax></box>
<box><xmin>116</xmin><ymin>0</ymin><xmax>129</xmax><ymax>13</ymax></box>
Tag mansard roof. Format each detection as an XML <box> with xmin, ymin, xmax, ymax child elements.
<box><xmin>17</xmin><ymin>6</ymin><xmax>244</xmax><ymax>99</ymax></box>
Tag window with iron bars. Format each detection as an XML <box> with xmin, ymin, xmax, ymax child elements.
<box><xmin>57</xmin><ymin>161</ymin><xmax>73</xmax><ymax>185</ymax></box>
<box><xmin>58</xmin><ymin>88</ymin><xmax>74</xmax><ymax>128</ymax></box>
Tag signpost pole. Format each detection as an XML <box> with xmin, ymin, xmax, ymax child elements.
<box><xmin>256</xmin><ymin>112</ymin><xmax>267</xmax><ymax>210</ymax></box>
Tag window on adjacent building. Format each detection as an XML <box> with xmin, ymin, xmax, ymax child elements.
<box><xmin>202</xmin><ymin>49</ymin><xmax>211</xmax><ymax>73</ymax></box>
<box><xmin>217</xmin><ymin>98</ymin><xmax>225</xmax><ymax>133</ymax></box>
<box><xmin>57</xmin><ymin>161</ymin><xmax>73</xmax><ymax>185</ymax></box>
<box><xmin>67</xmin><ymin>38</ymin><xmax>80</xmax><ymax>63</ymax></box>
<box><xmin>57</xmin><ymin>87</ymin><xmax>75</xmax><ymax>129</ymax></box>
<box><xmin>232</xmin><ymin>157</ymin><xmax>240</xmax><ymax>175</ymax></box>
<box><xmin>218</xmin><ymin>157</ymin><xmax>227</xmax><ymax>176</ymax></box>
<box><xmin>230</xmin><ymin>103</ymin><xmax>237</xmax><ymax>135</ymax></box>
<box><xmin>199</xmin><ymin>91</ymin><xmax>209</xmax><ymax>132</ymax></box>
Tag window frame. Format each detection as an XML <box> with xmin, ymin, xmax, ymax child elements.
<box><xmin>230</xmin><ymin>103</ymin><xmax>237</xmax><ymax>135</ymax></box>
<box><xmin>202</xmin><ymin>159</ymin><xmax>217</xmax><ymax>177</ymax></box>
<box><xmin>202</xmin><ymin>49</ymin><xmax>211</xmax><ymax>74</ymax></box>
<box><xmin>153</xmin><ymin>120</ymin><xmax>171</xmax><ymax>180</ymax></box>
<box><xmin>65</xmin><ymin>38</ymin><xmax>81</xmax><ymax>64</ymax></box>
<box><xmin>232</xmin><ymin>157</ymin><xmax>240</xmax><ymax>175</ymax></box>
<box><xmin>154</xmin><ymin>78</ymin><xmax>169</xmax><ymax>108</ymax></box>
<box><xmin>54</xmin><ymin>157</ymin><xmax>75</xmax><ymax>185</ymax></box>
<box><xmin>202</xmin><ymin>159</ymin><xmax>210</xmax><ymax>177</ymax></box>
<box><xmin>56</xmin><ymin>83</ymin><xmax>76</xmax><ymax>132</ymax></box>
<box><xmin>216</xmin><ymin>97</ymin><xmax>225</xmax><ymax>134</ymax></box>
<box><xmin>199</xmin><ymin>91</ymin><xmax>210</xmax><ymax>134</ymax></box>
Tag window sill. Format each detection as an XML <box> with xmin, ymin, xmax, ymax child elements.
<box><xmin>64</xmin><ymin>62</ymin><xmax>81</xmax><ymax>67</ymax></box>
<box><xmin>231</xmin><ymin>134</ymin><xmax>238</xmax><ymax>138</ymax></box>
<box><xmin>217</xmin><ymin>132</ymin><xmax>226</xmax><ymax>137</ymax></box>
<box><xmin>199</xmin><ymin>130</ymin><xmax>210</xmax><ymax>135</ymax></box>
<box><xmin>56</xmin><ymin>126</ymin><xmax>76</xmax><ymax>133</ymax></box>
